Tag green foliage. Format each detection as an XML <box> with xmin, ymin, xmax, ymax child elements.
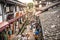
<box><xmin>27</xmin><ymin>3</ymin><xmax>33</xmax><ymax>9</ymax></box>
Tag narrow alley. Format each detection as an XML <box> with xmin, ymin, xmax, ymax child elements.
<box><xmin>0</xmin><ymin>0</ymin><xmax>60</xmax><ymax>40</ymax></box>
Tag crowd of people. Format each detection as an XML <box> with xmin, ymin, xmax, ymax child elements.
<box><xmin>16</xmin><ymin>15</ymin><xmax>41</xmax><ymax>40</ymax></box>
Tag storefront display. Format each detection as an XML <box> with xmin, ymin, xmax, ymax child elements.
<box><xmin>0</xmin><ymin>0</ymin><xmax>26</xmax><ymax>40</ymax></box>
<box><xmin>0</xmin><ymin>16</ymin><xmax>2</xmax><ymax>23</ymax></box>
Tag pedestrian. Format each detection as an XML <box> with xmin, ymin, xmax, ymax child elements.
<box><xmin>33</xmin><ymin>27</ymin><xmax>36</xmax><ymax>35</ymax></box>
<box><xmin>17</xmin><ymin>35</ymin><xmax>22</xmax><ymax>40</ymax></box>
<box><xmin>30</xmin><ymin>21</ymin><xmax>35</xmax><ymax>30</ymax></box>
<box><xmin>21</xmin><ymin>34</ymin><xmax>27</xmax><ymax>40</ymax></box>
<box><xmin>34</xmin><ymin>30</ymin><xmax>39</xmax><ymax>40</ymax></box>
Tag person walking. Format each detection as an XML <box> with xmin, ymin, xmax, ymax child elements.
<box><xmin>34</xmin><ymin>30</ymin><xmax>39</xmax><ymax>40</ymax></box>
<box><xmin>21</xmin><ymin>34</ymin><xmax>27</xmax><ymax>40</ymax></box>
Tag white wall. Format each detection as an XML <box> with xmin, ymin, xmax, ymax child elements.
<box><xmin>0</xmin><ymin>4</ymin><xmax>2</xmax><ymax>14</ymax></box>
<box><xmin>0</xmin><ymin>4</ymin><xmax>2</xmax><ymax>23</ymax></box>
<box><xmin>17</xmin><ymin>6</ymin><xmax>20</xmax><ymax>11</ymax></box>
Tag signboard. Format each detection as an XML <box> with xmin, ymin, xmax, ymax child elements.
<box><xmin>0</xmin><ymin>16</ymin><xmax>2</xmax><ymax>23</ymax></box>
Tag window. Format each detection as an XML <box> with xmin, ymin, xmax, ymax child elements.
<box><xmin>5</xmin><ymin>6</ymin><xmax>13</xmax><ymax>13</ymax></box>
<box><xmin>6</xmin><ymin>7</ymin><xmax>10</xmax><ymax>13</ymax></box>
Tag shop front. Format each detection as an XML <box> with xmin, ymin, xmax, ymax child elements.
<box><xmin>0</xmin><ymin>0</ymin><xmax>26</xmax><ymax>40</ymax></box>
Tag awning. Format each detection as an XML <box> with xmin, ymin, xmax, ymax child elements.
<box><xmin>6</xmin><ymin>0</ymin><xmax>26</xmax><ymax>6</ymax></box>
<box><xmin>0</xmin><ymin>0</ymin><xmax>26</xmax><ymax>6</ymax></box>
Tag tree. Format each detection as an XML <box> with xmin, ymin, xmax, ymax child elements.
<box><xmin>27</xmin><ymin>3</ymin><xmax>33</xmax><ymax>9</ymax></box>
